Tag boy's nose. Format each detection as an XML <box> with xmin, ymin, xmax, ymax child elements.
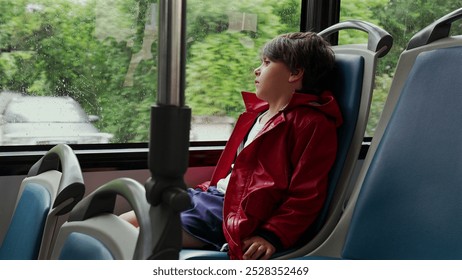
<box><xmin>254</xmin><ymin>67</ymin><xmax>260</xmax><ymax>76</ymax></box>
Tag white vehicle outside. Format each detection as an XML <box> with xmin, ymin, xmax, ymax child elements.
<box><xmin>0</xmin><ymin>92</ymin><xmax>113</xmax><ymax>145</ymax></box>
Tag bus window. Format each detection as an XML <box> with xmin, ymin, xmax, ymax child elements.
<box><xmin>0</xmin><ymin>0</ymin><xmax>301</xmax><ymax>146</ymax></box>
<box><xmin>340</xmin><ymin>0</ymin><xmax>462</xmax><ymax>136</ymax></box>
<box><xmin>186</xmin><ymin>0</ymin><xmax>301</xmax><ymax>141</ymax></box>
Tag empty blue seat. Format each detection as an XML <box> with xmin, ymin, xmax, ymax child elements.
<box><xmin>50</xmin><ymin>178</ymin><xmax>155</xmax><ymax>260</ymax></box>
<box><xmin>298</xmin><ymin>7</ymin><xmax>462</xmax><ymax>260</ymax></box>
<box><xmin>0</xmin><ymin>144</ymin><xmax>85</xmax><ymax>260</ymax></box>
<box><xmin>59</xmin><ymin>232</ymin><xmax>114</xmax><ymax>260</ymax></box>
<box><xmin>0</xmin><ymin>182</ymin><xmax>51</xmax><ymax>260</ymax></box>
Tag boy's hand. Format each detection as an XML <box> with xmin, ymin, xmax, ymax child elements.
<box><xmin>242</xmin><ymin>236</ymin><xmax>276</xmax><ymax>260</ymax></box>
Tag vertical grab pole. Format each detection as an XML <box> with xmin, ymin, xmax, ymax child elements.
<box><xmin>157</xmin><ymin>0</ymin><xmax>186</xmax><ymax>106</ymax></box>
<box><xmin>145</xmin><ymin>0</ymin><xmax>191</xmax><ymax>260</ymax></box>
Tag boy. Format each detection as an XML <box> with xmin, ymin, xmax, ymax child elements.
<box><xmin>122</xmin><ymin>32</ymin><xmax>342</xmax><ymax>260</ymax></box>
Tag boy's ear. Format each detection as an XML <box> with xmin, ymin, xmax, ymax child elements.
<box><xmin>288</xmin><ymin>68</ymin><xmax>304</xmax><ymax>83</ymax></box>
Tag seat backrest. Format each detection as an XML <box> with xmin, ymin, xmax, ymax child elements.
<box><xmin>0</xmin><ymin>144</ymin><xmax>85</xmax><ymax>260</ymax></box>
<box><xmin>278</xmin><ymin>20</ymin><xmax>392</xmax><ymax>259</ymax></box>
<box><xmin>50</xmin><ymin>177</ymin><xmax>154</xmax><ymax>260</ymax></box>
<box><xmin>0</xmin><ymin>177</ymin><xmax>54</xmax><ymax>260</ymax></box>
<box><xmin>311</xmin><ymin>54</ymin><xmax>364</xmax><ymax>227</ymax></box>
<box><xmin>56</xmin><ymin>215</ymin><xmax>138</xmax><ymax>260</ymax></box>
<box><xmin>309</xmin><ymin>8</ymin><xmax>462</xmax><ymax>260</ymax></box>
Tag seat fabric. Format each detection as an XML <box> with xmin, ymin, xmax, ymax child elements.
<box><xmin>342</xmin><ymin>46</ymin><xmax>462</xmax><ymax>260</ymax></box>
<box><xmin>0</xmin><ymin>183</ymin><xmax>50</xmax><ymax>260</ymax></box>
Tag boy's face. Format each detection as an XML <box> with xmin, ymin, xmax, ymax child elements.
<box><xmin>254</xmin><ymin>57</ymin><xmax>294</xmax><ymax>103</ymax></box>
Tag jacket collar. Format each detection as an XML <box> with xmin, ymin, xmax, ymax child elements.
<box><xmin>241</xmin><ymin>91</ymin><xmax>343</xmax><ymax>127</ymax></box>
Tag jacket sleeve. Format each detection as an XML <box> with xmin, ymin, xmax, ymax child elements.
<box><xmin>258</xmin><ymin>116</ymin><xmax>338</xmax><ymax>249</ymax></box>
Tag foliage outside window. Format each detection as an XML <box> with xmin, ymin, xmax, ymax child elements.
<box><xmin>340</xmin><ymin>0</ymin><xmax>462</xmax><ymax>136</ymax></box>
<box><xmin>0</xmin><ymin>0</ymin><xmax>300</xmax><ymax>145</ymax></box>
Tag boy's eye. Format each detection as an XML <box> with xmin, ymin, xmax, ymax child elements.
<box><xmin>263</xmin><ymin>59</ymin><xmax>270</xmax><ymax>65</ymax></box>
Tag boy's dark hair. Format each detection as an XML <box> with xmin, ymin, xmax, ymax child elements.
<box><xmin>262</xmin><ymin>32</ymin><xmax>335</xmax><ymax>93</ymax></box>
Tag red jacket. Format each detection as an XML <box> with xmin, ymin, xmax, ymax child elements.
<box><xmin>196</xmin><ymin>91</ymin><xmax>343</xmax><ymax>259</ymax></box>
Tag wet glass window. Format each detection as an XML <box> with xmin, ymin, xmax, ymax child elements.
<box><xmin>0</xmin><ymin>0</ymin><xmax>301</xmax><ymax>145</ymax></box>
<box><xmin>340</xmin><ymin>0</ymin><xmax>462</xmax><ymax>136</ymax></box>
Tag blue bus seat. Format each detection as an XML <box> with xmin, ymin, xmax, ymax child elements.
<box><xmin>299</xmin><ymin>8</ymin><xmax>462</xmax><ymax>260</ymax></box>
<box><xmin>0</xmin><ymin>180</ymin><xmax>52</xmax><ymax>260</ymax></box>
<box><xmin>50</xmin><ymin>178</ymin><xmax>155</xmax><ymax>260</ymax></box>
<box><xmin>181</xmin><ymin>20</ymin><xmax>393</xmax><ymax>260</ymax></box>
<box><xmin>0</xmin><ymin>144</ymin><xmax>85</xmax><ymax>260</ymax></box>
